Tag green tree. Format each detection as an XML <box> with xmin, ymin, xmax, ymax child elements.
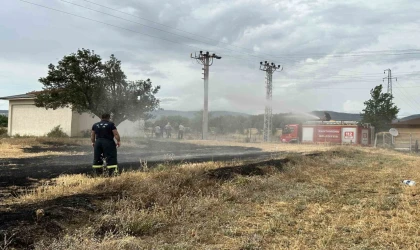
<box><xmin>0</xmin><ymin>115</ymin><xmax>7</xmax><ymax>127</ymax></box>
<box><xmin>35</xmin><ymin>49</ymin><xmax>160</xmax><ymax>126</ymax></box>
<box><xmin>154</xmin><ymin>115</ymin><xmax>190</xmax><ymax>129</ymax></box>
<box><xmin>190</xmin><ymin>110</ymin><xmax>212</xmax><ymax>133</ymax></box>
<box><xmin>209</xmin><ymin>115</ymin><xmax>250</xmax><ymax>134</ymax></box>
<box><xmin>361</xmin><ymin>85</ymin><xmax>399</xmax><ymax>132</ymax></box>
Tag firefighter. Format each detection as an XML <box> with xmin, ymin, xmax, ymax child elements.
<box><xmin>165</xmin><ymin>122</ymin><xmax>172</xmax><ymax>138</ymax></box>
<box><xmin>91</xmin><ymin>114</ymin><xmax>121</xmax><ymax>176</ymax></box>
<box><xmin>154</xmin><ymin>125</ymin><xmax>161</xmax><ymax>138</ymax></box>
<box><xmin>178</xmin><ymin>124</ymin><xmax>185</xmax><ymax>139</ymax></box>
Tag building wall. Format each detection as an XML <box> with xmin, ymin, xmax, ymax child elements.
<box><xmin>71</xmin><ymin>112</ymin><xmax>98</xmax><ymax>137</ymax></box>
<box><xmin>393</xmin><ymin>127</ymin><xmax>420</xmax><ymax>148</ymax></box>
<box><xmin>7</xmin><ymin>99</ymin><xmax>146</xmax><ymax>137</ymax></box>
<box><xmin>8</xmin><ymin>99</ymin><xmax>73</xmax><ymax>136</ymax></box>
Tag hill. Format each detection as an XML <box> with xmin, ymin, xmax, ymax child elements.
<box><xmin>151</xmin><ymin>110</ymin><xmax>363</xmax><ymax>121</ymax></box>
<box><xmin>397</xmin><ymin>114</ymin><xmax>420</xmax><ymax>122</ymax></box>
<box><xmin>150</xmin><ymin>110</ymin><xmax>250</xmax><ymax>120</ymax></box>
<box><xmin>0</xmin><ymin>109</ymin><xmax>367</xmax><ymax>121</ymax></box>
<box><xmin>311</xmin><ymin>110</ymin><xmax>362</xmax><ymax>121</ymax></box>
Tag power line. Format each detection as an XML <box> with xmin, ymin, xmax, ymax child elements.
<box><xmin>14</xmin><ymin>0</ymin><xmax>420</xmax><ymax>85</ymax></box>
<box><xmin>273</xmin><ymin>86</ymin><xmax>420</xmax><ymax>89</ymax></box>
<box><xmin>19</xmin><ymin>0</ymin><xmax>298</xmax><ymax>67</ymax></box>
<box><xmin>58</xmin><ymin>0</ymin><xmax>275</xmax><ymax>61</ymax></box>
<box><xmin>19</xmin><ymin>0</ymin><xmax>267</xmax><ymax>64</ymax></box>
<box><xmin>394</xmin><ymin>81</ymin><xmax>420</xmax><ymax>110</ymax></box>
<box><xmin>16</xmin><ymin>0</ymin><xmax>420</xmax><ymax>70</ymax></box>
<box><xmin>77</xmin><ymin>0</ymin><xmax>284</xmax><ymax>59</ymax></box>
<box><xmin>29</xmin><ymin>0</ymin><xmax>420</xmax><ymax>64</ymax></box>
<box><xmin>274</xmin><ymin>77</ymin><xmax>420</xmax><ymax>82</ymax></box>
<box><xmin>392</xmin><ymin>87</ymin><xmax>419</xmax><ymax>113</ymax></box>
<box><xmin>76</xmin><ymin>1</ymin><xmax>420</xmax><ymax>60</ymax></box>
<box><xmin>57</xmin><ymin>0</ymin><xmax>306</xmax><ymax>64</ymax></box>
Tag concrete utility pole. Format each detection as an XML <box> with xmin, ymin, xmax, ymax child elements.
<box><xmin>383</xmin><ymin>69</ymin><xmax>397</xmax><ymax>97</ymax></box>
<box><xmin>191</xmin><ymin>51</ymin><xmax>222</xmax><ymax>140</ymax></box>
<box><xmin>260</xmin><ymin>61</ymin><xmax>282</xmax><ymax>142</ymax></box>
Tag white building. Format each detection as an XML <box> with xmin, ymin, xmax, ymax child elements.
<box><xmin>0</xmin><ymin>93</ymin><xmax>145</xmax><ymax>137</ymax></box>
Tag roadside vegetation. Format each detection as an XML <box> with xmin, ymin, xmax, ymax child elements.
<box><xmin>0</xmin><ymin>115</ymin><xmax>7</xmax><ymax>138</ymax></box>
<box><xmin>46</xmin><ymin>126</ymin><xmax>69</xmax><ymax>138</ymax></box>
<box><xmin>2</xmin><ymin>145</ymin><xmax>420</xmax><ymax>249</ymax></box>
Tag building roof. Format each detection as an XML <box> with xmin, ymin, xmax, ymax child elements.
<box><xmin>0</xmin><ymin>93</ymin><xmax>35</xmax><ymax>100</ymax></box>
<box><xmin>392</xmin><ymin>117</ymin><xmax>420</xmax><ymax>127</ymax></box>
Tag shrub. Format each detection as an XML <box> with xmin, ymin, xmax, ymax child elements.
<box><xmin>47</xmin><ymin>126</ymin><xmax>69</xmax><ymax>138</ymax></box>
<box><xmin>0</xmin><ymin>127</ymin><xmax>7</xmax><ymax>137</ymax></box>
<box><xmin>13</xmin><ymin>134</ymin><xmax>32</xmax><ymax>138</ymax></box>
<box><xmin>0</xmin><ymin>115</ymin><xmax>7</xmax><ymax>127</ymax></box>
<box><xmin>81</xmin><ymin>129</ymin><xmax>91</xmax><ymax>138</ymax></box>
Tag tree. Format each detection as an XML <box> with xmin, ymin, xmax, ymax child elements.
<box><xmin>0</xmin><ymin>115</ymin><xmax>7</xmax><ymax>127</ymax></box>
<box><xmin>154</xmin><ymin>115</ymin><xmax>190</xmax><ymax>129</ymax></box>
<box><xmin>361</xmin><ymin>85</ymin><xmax>399</xmax><ymax>132</ymax></box>
<box><xmin>35</xmin><ymin>49</ymin><xmax>160</xmax><ymax>126</ymax></box>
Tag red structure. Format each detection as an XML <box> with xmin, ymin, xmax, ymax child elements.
<box><xmin>280</xmin><ymin>121</ymin><xmax>374</xmax><ymax>145</ymax></box>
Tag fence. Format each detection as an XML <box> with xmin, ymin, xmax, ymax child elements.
<box><xmin>375</xmin><ymin>132</ymin><xmax>420</xmax><ymax>152</ymax></box>
<box><xmin>394</xmin><ymin>132</ymin><xmax>420</xmax><ymax>152</ymax></box>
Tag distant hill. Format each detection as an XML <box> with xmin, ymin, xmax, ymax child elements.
<box><xmin>311</xmin><ymin>111</ymin><xmax>362</xmax><ymax>121</ymax></box>
<box><xmin>150</xmin><ymin>110</ymin><xmax>250</xmax><ymax>120</ymax></box>
<box><xmin>397</xmin><ymin>114</ymin><xmax>420</xmax><ymax>122</ymax></box>
<box><xmin>0</xmin><ymin>109</ymin><xmax>366</xmax><ymax>121</ymax></box>
<box><xmin>150</xmin><ymin>110</ymin><xmax>363</xmax><ymax>121</ymax></box>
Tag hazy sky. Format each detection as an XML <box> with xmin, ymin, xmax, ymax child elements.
<box><xmin>1</xmin><ymin>0</ymin><xmax>420</xmax><ymax>117</ymax></box>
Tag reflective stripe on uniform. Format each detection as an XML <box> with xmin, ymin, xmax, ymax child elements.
<box><xmin>92</xmin><ymin>165</ymin><xmax>103</xmax><ymax>169</ymax></box>
<box><xmin>107</xmin><ymin>165</ymin><xmax>118</xmax><ymax>169</ymax></box>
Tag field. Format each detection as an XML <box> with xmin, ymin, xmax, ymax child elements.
<box><xmin>1</xmin><ymin>138</ymin><xmax>420</xmax><ymax>249</ymax></box>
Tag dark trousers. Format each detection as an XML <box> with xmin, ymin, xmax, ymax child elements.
<box><xmin>178</xmin><ymin>131</ymin><xmax>184</xmax><ymax>139</ymax></box>
<box><xmin>93</xmin><ymin>139</ymin><xmax>118</xmax><ymax>173</ymax></box>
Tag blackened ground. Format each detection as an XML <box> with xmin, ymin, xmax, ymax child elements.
<box><xmin>0</xmin><ymin>140</ymin><xmax>285</xmax><ymax>199</ymax></box>
<box><xmin>0</xmin><ymin>140</ymin><xmax>298</xmax><ymax>249</ymax></box>
<box><xmin>0</xmin><ymin>193</ymin><xmax>112</xmax><ymax>249</ymax></box>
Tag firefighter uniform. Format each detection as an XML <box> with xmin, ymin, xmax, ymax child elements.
<box><xmin>92</xmin><ymin>120</ymin><xmax>118</xmax><ymax>175</ymax></box>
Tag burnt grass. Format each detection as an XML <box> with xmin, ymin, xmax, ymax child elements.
<box><xmin>0</xmin><ymin>151</ymin><xmax>297</xmax><ymax>249</ymax></box>
<box><xmin>0</xmin><ymin>140</ymin><xmax>273</xmax><ymax>191</ymax></box>
<box><xmin>0</xmin><ymin>192</ymin><xmax>117</xmax><ymax>249</ymax></box>
<box><xmin>206</xmin><ymin>158</ymin><xmax>290</xmax><ymax>180</ymax></box>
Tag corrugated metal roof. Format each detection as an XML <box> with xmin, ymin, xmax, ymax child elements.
<box><xmin>392</xmin><ymin>117</ymin><xmax>420</xmax><ymax>126</ymax></box>
<box><xmin>0</xmin><ymin>93</ymin><xmax>35</xmax><ymax>100</ymax></box>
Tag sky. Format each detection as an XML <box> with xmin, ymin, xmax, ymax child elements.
<box><xmin>1</xmin><ymin>0</ymin><xmax>420</xmax><ymax>117</ymax></box>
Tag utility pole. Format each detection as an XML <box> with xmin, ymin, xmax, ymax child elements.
<box><xmin>260</xmin><ymin>61</ymin><xmax>282</xmax><ymax>142</ymax></box>
<box><xmin>383</xmin><ymin>69</ymin><xmax>397</xmax><ymax>97</ymax></box>
<box><xmin>191</xmin><ymin>51</ymin><xmax>222</xmax><ymax>140</ymax></box>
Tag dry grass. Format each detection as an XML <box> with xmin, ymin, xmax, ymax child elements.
<box><xmin>181</xmin><ymin>139</ymin><xmax>335</xmax><ymax>153</ymax></box>
<box><xmin>4</xmin><ymin>146</ymin><xmax>420</xmax><ymax>249</ymax></box>
<box><xmin>0</xmin><ymin>137</ymin><xmax>143</xmax><ymax>159</ymax></box>
<box><xmin>0</xmin><ymin>137</ymin><xmax>89</xmax><ymax>159</ymax></box>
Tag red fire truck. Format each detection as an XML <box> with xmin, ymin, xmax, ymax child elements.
<box><xmin>280</xmin><ymin>121</ymin><xmax>374</xmax><ymax>145</ymax></box>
